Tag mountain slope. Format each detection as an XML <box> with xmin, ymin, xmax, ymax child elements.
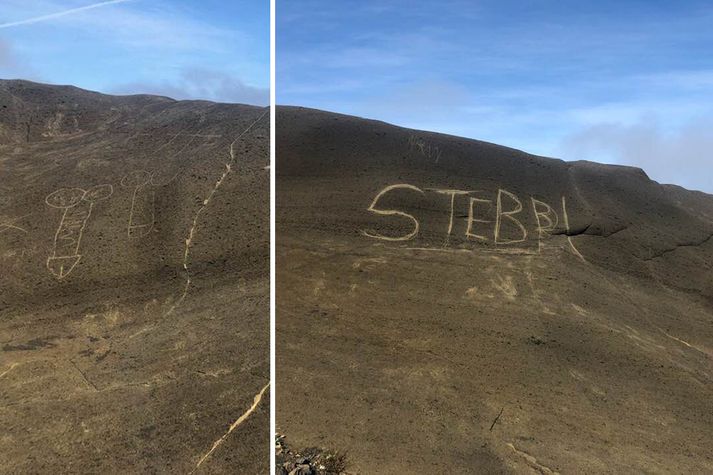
<box><xmin>276</xmin><ymin>106</ymin><xmax>713</xmax><ymax>473</ymax></box>
<box><xmin>0</xmin><ymin>80</ymin><xmax>270</xmax><ymax>473</ymax></box>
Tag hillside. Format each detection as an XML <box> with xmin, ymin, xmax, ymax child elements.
<box><xmin>0</xmin><ymin>80</ymin><xmax>270</xmax><ymax>473</ymax></box>
<box><xmin>276</xmin><ymin>106</ymin><xmax>713</xmax><ymax>473</ymax></box>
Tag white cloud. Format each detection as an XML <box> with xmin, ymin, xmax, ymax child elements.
<box><xmin>359</xmin><ymin>80</ymin><xmax>471</xmax><ymax>119</ymax></box>
<box><xmin>637</xmin><ymin>70</ymin><xmax>713</xmax><ymax>90</ymax></box>
<box><xmin>112</xmin><ymin>68</ymin><xmax>269</xmax><ymax>106</ymax></box>
<box><xmin>0</xmin><ymin>39</ymin><xmax>40</xmax><ymax>79</ymax></box>
<box><xmin>0</xmin><ymin>40</ymin><xmax>16</xmax><ymax>68</ymax></box>
<box><xmin>560</xmin><ymin>116</ymin><xmax>713</xmax><ymax>193</ymax></box>
<box><xmin>0</xmin><ymin>1</ymin><xmax>267</xmax><ymax>94</ymax></box>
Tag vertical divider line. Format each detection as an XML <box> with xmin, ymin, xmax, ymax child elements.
<box><xmin>269</xmin><ymin>0</ymin><xmax>277</xmax><ymax>471</ymax></box>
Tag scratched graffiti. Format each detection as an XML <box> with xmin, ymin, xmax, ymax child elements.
<box><xmin>45</xmin><ymin>184</ymin><xmax>113</xmax><ymax>279</ymax></box>
<box><xmin>408</xmin><ymin>134</ymin><xmax>442</xmax><ymax>162</ymax></box>
<box><xmin>0</xmin><ymin>215</ymin><xmax>30</xmax><ymax>267</ymax></box>
<box><xmin>361</xmin><ymin>183</ymin><xmax>586</xmax><ymax>261</ymax></box>
<box><xmin>120</xmin><ymin>170</ymin><xmax>179</xmax><ymax>239</ymax></box>
<box><xmin>121</xmin><ymin>171</ymin><xmax>155</xmax><ymax>238</ymax></box>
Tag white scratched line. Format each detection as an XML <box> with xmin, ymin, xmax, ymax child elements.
<box><xmin>130</xmin><ymin>109</ymin><xmax>269</xmax><ymax>338</ymax></box>
<box><xmin>190</xmin><ymin>382</ymin><xmax>270</xmax><ymax>473</ymax></box>
<box><xmin>0</xmin><ymin>363</ymin><xmax>19</xmax><ymax>379</ymax></box>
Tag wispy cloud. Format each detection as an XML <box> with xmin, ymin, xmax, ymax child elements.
<box><xmin>561</xmin><ymin>116</ymin><xmax>713</xmax><ymax>193</ymax></box>
<box><xmin>112</xmin><ymin>68</ymin><xmax>269</xmax><ymax>106</ymax></box>
<box><xmin>358</xmin><ymin>80</ymin><xmax>471</xmax><ymax>120</ymax></box>
<box><xmin>0</xmin><ymin>1</ymin><xmax>256</xmax><ymax>60</ymax></box>
<box><xmin>0</xmin><ymin>38</ymin><xmax>40</xmax><ymax>79</ymax></box>
<box><xmin>0</xmin><ymin>1</ymin><xmax>268</xmax><ymax>101</ymax></box>
<box><xmin>0</xmin><ymin>0</ymin><xmax>131</xmax><ymax>29</ymax></box>
<box><xmin>279</xmin><ymin>1</ymin><xmax>713</xmax><ymax>192</ymax></box>
<box><xmin>0</xmin><ymin>39</ymin><xmax>16</xmax><ymax>67</ymax></box>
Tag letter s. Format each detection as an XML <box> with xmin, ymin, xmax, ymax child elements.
<box><xmin>361</xmin><ymin>184</ymin><xmax>424</xmax><ymax>241</ymax></box>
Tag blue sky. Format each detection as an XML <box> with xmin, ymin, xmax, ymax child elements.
<box><xmin>278</xmin><ymin>0</ymin><xmax>713</xmax><ymax>193</ymax></box>
<box><xmin>0</xmin><ymin>0</ymin><xmax>269</xmax><ymax>105</ymax></box>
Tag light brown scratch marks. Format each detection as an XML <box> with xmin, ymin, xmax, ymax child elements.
<box><xmin>127</xmin><ymin>111</ymin><xmax>266</xmax><ymax>339</ymax></box>
<box><xmin>121</xmin><ymin>170</ymin><xmax>155</xmax><ymax>238</ymax></box>
<box><xmin>0</xmin><ymin>216</ymin><xmax>28</xmax><ymax>234</ymax></box>
<box><xmin>404</xmin><ymin>247</ymin><xmax>475</xmax><ymax>254</ymax></box>
<box><xmin>491</xmin><ymin>274</ymin><xmax>518</xmax><ymax>300</ymax></box>
<box><xmin>45</xmin><ymin>185</ymin><xmax>113</xmax><ymax>279</ymax></box>
<box><xmin>163</xmin><ymin>109</ymin><xmax>268</xmax><ymax>320</ymax></box>
<box><xmin>561</xmin><ymin>196</ymin><xmax>586</xmax><ymax>262</ymax></box>
<box><xmin>153</xmin><ymin>130</ymin><xmax>184</xmax><ymax>153</ymax></box>
<box><xmin>69</xmin><ymin>359</ymin><xmax>99</xmax><ymax>391</ymax></box>
<box><xmin>0</xmin><ymin>362</ymin><xmax>19</xmax><ymax>379</ymax></box>
<box><xmin>658</xmin><ymin>328</ymin><xmax>711</xmax><ymax>358</ymax></box>
<box><xmin>190</xmin><ymin>382</ymin><xmax>270</xmax><ymax>473</ymax></box>
<box><xmin>507</xmin><ymin>443</ymin><xmax>559</xmax><ymax>474</ymax></box>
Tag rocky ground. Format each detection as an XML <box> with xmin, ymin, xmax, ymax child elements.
<box><xmin>276</xmin><ymin>433</ymin><xmax>349</xmax><ymax>474</ymax></box>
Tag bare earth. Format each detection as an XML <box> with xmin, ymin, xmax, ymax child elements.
<box><xmin>276</xmin><ymin>106</ymin><xmax>713</xmax><ymax>474</ymax></box>
<box><xmin>0</xmin><ymin>80</ymin><xmax>270</xmax><ymax>473</ymax></box>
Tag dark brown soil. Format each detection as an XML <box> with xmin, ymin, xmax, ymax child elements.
<box><xmin>0</xmin><ymin>80</ymin><xmax>270</xmax><ymax>473</ymax></box>
<box><xmin>276</xmin><ymin>106</ymin><xmax>713</xmax><ymax>473</ymax></box>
